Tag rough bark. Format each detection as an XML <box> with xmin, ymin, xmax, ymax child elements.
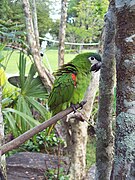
<box><xmin>69</xmin><ymin>72</ymin><xmax>100</xmax><ymax>180</ymax></box>
<box><xmin>58</xmin><ymin>0</ymin><xmax>67</xmax><ymax>67</ymax></box>
<box><xmin>22</xmin><ymin>0</ymin><xmax>54</xmax><ymax>92</ymax></box>
<box><xmin>0</xmin><ymin>87</ymin><xmax>7</xmax><ymax>180</ymax></box>
<box><xmin>96</xmin><ymin>1</ymin><xmax>115</xmax><ymax>179</ymax></box>
<box><xmin>112</xmin><ymin>1</ymin><xmax>135</xmax><ymax>179</ymax></box>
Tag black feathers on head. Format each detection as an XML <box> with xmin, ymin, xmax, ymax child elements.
<box><xmin>90</xmin><ymin>53</ymin><xmax>102</xmax><ymax>62</ymax></box>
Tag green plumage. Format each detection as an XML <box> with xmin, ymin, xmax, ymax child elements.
<box><xmin>48</xmin><ymin>52</ymin><xmax>101</xmax><ymax>117</ymax></box>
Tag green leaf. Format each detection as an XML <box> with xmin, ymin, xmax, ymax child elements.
<box><xmin>19</xmin><ymin>52</ymin><xmax>26</xmax><ymax>90</ymax></box>
<box><xmin>0</xmin><ymin>43</ymin><xmax>5</xmax><ymax>51</ymax></box>
<box><xmin>20</xmin><ymin>63</ymin><xmax>48</xmax><ymax>98</ymax></box>
<box><xmin>25</xmin><ymin>96</ymin><xmax>51</xmax><ymax>120</ymax></box>
<box><xmin>4</xmin><ymin>108</ymin><xmax>40</xmax><ymax>128</ymax></box>
<box><xmin>0</xmin><ymin>43</ymin><xmax>6</xmax><ymax>63</ymax></box>
<box><xmin>22</xmin><ymin>63</ymin><xmax>37</xmax><ymax>91</ymax></box>
<box><xmin>2</xmin><ymin>97</ymin><xmax>13</xmax><ymax>108</ymax></box>
<box><xmin>3</xmin><ymin>111</ymin><xmax>19</xmax><ymax>137</ymax></box>
<box><xmin>17</xmin><ymin>95</ymin><xmax>32</xmax><ymax>117</ymax></box>
<box><xmin>15</xmin><ymin>95</ymin><xmax>33</xmax><ymax>132</ymax></box>
<box><xmin>23</xmin><ymin>76</ymin><xmax>48</xmax><ymax>98</ymax></box>
<box><xmin>8</xmin><ymin>52</ymin><xmax>48</xmax><ymax>98</ymax></box>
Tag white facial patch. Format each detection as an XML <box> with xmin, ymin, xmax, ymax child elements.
<box><xmin>88</xmin><ymin>56</ymin><xmax>98</xmax><ymax>65</ymax></box>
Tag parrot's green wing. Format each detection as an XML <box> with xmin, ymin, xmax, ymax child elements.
<box><xmin>48</xmin><ymin>72</ymin><xmax>76</xmax><ymax>115</ymax></box>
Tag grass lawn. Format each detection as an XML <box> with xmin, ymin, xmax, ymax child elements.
<box><xmin>2</xmin><ymin>48</ymin><xmax>97</xmax><ymax>75</ymax></box>
<box><xmin>2</xmin><ymin>49</ymin><xmax>78</xmax><ymax>75</ymax></box>
<box><xmin>45</xmin><ymin>49</ymin><xmax>77</xmax><ymax>72</ymax></box>
<box><xmin>2</xmin><ymin>50</ymin><xmax>32</xmax><ymax>75</ymax></box>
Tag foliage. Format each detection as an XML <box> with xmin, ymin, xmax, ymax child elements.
<box><xmin>0</xmin><ymin>0</ymin><xmax>11</xmax><ymax>20</ymax></box>
<box><xmin>36</xmin><ymin>0</ymin><xmax>54</xmax><ymax>36</ymax></box>
<box><xmin>66</xmin><ymin>24</ymin><xmax>91</xmax><ymax>44</ymax></box>
<box><xmin>0</xmin><ymin>67</ymin><xmax>7</xmax><ymax>87</ymax></box>
<box><xmin>49</xmin><ymin>19</ymin><xmax>60</xmax><ymax>39</ymax></box>
<box><xmin>0</xmin><ymin>44</ymin><xmax>6</xmax><ymax>65</ymax></box>
<box><xmin>0</xmin><ymin>19</ymin><xmax>26</xmax><ymax>46</ymax></box>
<box><xmin>67</xmin><ymin>0</ymin><xmax>109</xmax><ymax>43</ymax></box>
<box><xmin>0</xmin><ymin>0</ymin><xmax>57</xmax><ymax>41</ymax></box>
<box><xmin>0</xmin><ymin>0</ymin><xmax>25</xmax><ymax>45</ymax></box>
<box><xmin>2</xmin><ymin>52</ymin><xmax>50</xmax><ymax>137</ymax></box>
<box><xmin>44</xmin><ymin>168</ymin><xmax>70</xmax><ymax>180</ymax></box>
<box><xmin>8</xmin><ymin>0</ymin><xmax>24</xmax><ymax>24</ymax></box>
<box><xmin>86</xmin><ymin>137</ymin><xmax>96</xmax><ymax>168</ymax></box>
<box><xmin>0</xmin><ymin>44</ymin><xmax>7</xmax><ymax>86</ymax></box>
<box><xmin>67</xmin><ymin>0</ymin><xmax>80</xmax><ymax>18</ymax></box>
<box><xmin>22</xmin><ymin>131</ymin><xmax>64</xmax><ymax>153</ymax></box>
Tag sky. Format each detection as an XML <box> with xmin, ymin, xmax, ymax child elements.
<box><xmin>49</xmin><ymin>0</ymin><xmax>61</xmax><ymax>21</ymax></box>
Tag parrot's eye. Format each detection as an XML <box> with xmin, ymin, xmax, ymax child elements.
<box><xmin>90</xmin><ymin>56</ymin><xmax>95</xmax><ymax>60</ymax></box>
<box><xmin>88</xmin><ymin>56</ymin><xmax>96</xmax><ymax>63</ymax></box>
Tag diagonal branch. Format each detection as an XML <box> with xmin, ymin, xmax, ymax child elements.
<box><xmin>0</xmin><ymin>101</ymin><xmax>86</xmax><ymax>155</ymax></box>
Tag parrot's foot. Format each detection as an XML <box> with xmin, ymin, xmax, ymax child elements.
<box><xmin>79</xmin><ymin>101</ymin><xmax>87</xmax><ymax>109</ymax></box>
<box><xmin>71</xmin><ymin>103</ymin><xmax>77</xmax><ymax>113</ymax></box>
<box><xmin>71</xmin><ymin>101</ymin><xmax>87</xmax><ymax>113</ymax></box>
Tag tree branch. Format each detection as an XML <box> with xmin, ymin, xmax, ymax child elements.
<box><xmin>0</xmin><ymin>101</ymin><xmax>86</xmax><ymax>155</ymax></box>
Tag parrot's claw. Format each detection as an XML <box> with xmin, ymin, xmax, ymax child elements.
<box><xmin>79</xmin><ymin>101</ymin><xmax>87</xmax><ymax>109</ymax></box>
<box><xmin>71</xmin><ymin>103</ymin><xmax>77</xmax><ymax>113</ymax></box>
<box><xmin>71</xmin><ymin>101</ymin><xmax>87</xmax><ymax>113</ymax></box>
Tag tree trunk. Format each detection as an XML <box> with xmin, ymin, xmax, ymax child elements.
<box><xmin>58</xmin><ymin>0</ymin><xmax>67</xmax><ymax>67</ymax></box>
<box><xmin>69</xmin><ymin>72</ymin><xmax>100</xmax><ymax>180</ymax></box>
<box><xmin>0</xmin><ymin>86</ymin><xmax>7</xmax><ymax>180</ymax></box>
<box><xmin>112</xmin><ymin>1</ymin><xmax>135</xmax><ymax>179</ymax></box>
<box><xmin>22</xmin><ymin>0</ymin><xmax>54</xmax><ymax>92</ymax></box>
<box><xmin>96</xmin><ymin>1</ymin><xmax>115</xmax><ymax>179</ymax></box>
<box><xmin>31</xmin><ymin>0</ymin><xmax>40</xmax><ymax>48</ymax></box>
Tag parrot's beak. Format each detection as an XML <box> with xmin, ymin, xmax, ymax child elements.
<box><xmin>91</xmin><ymin>61</ymin><xmax>102</xmax><ymax>72</ymax></box>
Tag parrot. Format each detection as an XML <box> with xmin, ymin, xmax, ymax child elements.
<box><xmin>48</xmin><ymin>52</ymin><xmax>102</xmax><ymax>133</ymax></box>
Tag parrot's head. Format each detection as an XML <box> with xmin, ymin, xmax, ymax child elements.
<box><xmin>88</xmin><ymin>52</ymin><xmax>102</xmax><ymax>72</ymax></box>
<box><xmin>75</xmin><ymin>52</ymin><xmax>102</xmax><ymax>72</ymax></box>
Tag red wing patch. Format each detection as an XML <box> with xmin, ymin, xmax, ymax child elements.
<box><xmin>71</xmin><ymin>73</ymin><xmax>77</xmax><ymax>88</ymax></box>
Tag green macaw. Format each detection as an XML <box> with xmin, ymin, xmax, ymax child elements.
<box><xmin>48</xmin><ymin>52</ymin><xmax>102</xmax><ymax>132</ymax></box>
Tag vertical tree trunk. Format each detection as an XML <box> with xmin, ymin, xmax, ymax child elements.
<box><xmin>58</xmin><ymin>0</ymin><xmax>67</xmax><ymax>67</ymax></box>
<box><xmin>69</xmin><ymin>72</ymin><xmax>100</xmax><ymax>180</ymax></box>
<box><xmin>112</xmin><ymin>1</ymin><xmax>135</xmax><ymax>179</ymax></box>
<box><xmin>0</xmin><ymin>86</ymin><xmax>7</xmax><ymax>180</ymax></box>
<box><xmin>22</xmin><ymin>0</ymin><xmax>54</xmax><ymax>92</ymax></box>
<box><xmin>31</xmin><ymin>0</ymin><xmax>40</xmax><ymax>48</ymax></box>
<box><xmin>96</xmin><ymin>1</ymin><xmax>115</xmax><ymax>179</ymax></box>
